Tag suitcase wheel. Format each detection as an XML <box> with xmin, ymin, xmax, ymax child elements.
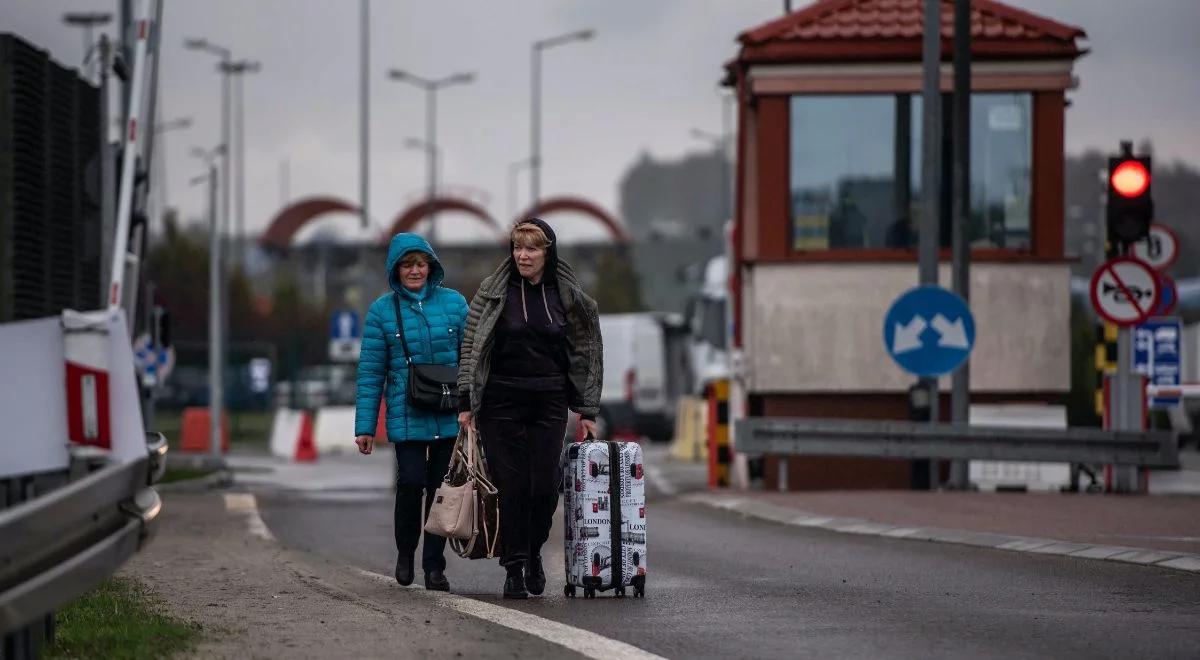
<box><xmin>564</xmin><ymin>584</ymin><xmax>576</xmax><ymax>598</ymax></box>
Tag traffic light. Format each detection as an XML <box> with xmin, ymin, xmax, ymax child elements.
<box><xmin>1106</xmin><ymin>142</ymin><xmax>1153</xmax><ymax>246</ymax></box>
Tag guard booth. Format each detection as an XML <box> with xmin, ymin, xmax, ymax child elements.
<box><xmin>727</xmin><ymin>0</ymin><xmax>1086</xmax><ymax>489</ymax></box>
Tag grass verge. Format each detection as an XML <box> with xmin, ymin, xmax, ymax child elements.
<box><xmin>153</xmin><ymin>409</ymin><xmax>274</xmax><ymax>451</ymax></box>
<box><xmin>44</xmin><ymin>577</ymin><xmax>201</xmax><ymax>660</ymax></box>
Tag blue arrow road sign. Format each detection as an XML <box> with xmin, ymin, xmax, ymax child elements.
<box><xmin>1134</xmin><ymin>317</ymin><xmax>1181</xmax><ymax>408</ymax></box>
<box><xmin>331</xmin><ymin>310</ymin><xmax>361</xmax><ymax>341</ymax></box>
<box><xmin>883</xmin><ymin>286</ymin><xmax>976</xmax><ymax>377</ymax></box>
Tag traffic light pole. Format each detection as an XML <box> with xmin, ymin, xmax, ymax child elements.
<box><xmin>948</xmin><ymin>0</ymin><xmax>972</xmax><ymax>491</ymax></box>
<box><xmin>1102</xmin><ymin>140</ymin><xmax>1152</xmax><ymax>494</ymax></box>
<box><xmin>1111</xmin><ymin>323</ymin><xmax>1145</xmax><ymax>493</ymax></box>
<box><xmin>918</xmin><ymin>0</ymin><xmax>942</xmax><ymax>489</ymax></box>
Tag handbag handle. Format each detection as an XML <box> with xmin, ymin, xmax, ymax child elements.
<box><xmin>464</xmin><ymin>427</ymin><xmax>477</xmax><ymax>471</ymax></box>
<box><xmin>450</xmin><ymin>426</ymin><xmax>479</xmax><ymax>474</ymax></box>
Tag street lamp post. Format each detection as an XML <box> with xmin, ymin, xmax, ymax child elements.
<box><xmin>62</xmin><ymin>11</ymin><xmax>112</xmax><ymax>82</ymax></box>
<box><xmin>508</xmin><ymin>158</ymin><xmax>534</xmax><ymax>218</ymax></box>
<box><xmin>530</xmin><ymin>29</ymin><xmax>593</xmax><ymax>208</ymax></box>
<box><xmin>149</xmin><ymin>117</ymin><xmax>192</xmax><ymax>240</ymax></box>
<box><xmin>192</xmin><ymin>145</ymin><xmax>224</xmax><ymax>459</ymax></box>
<box><xmin>185</xmin><ymin>38</ymin><xmax>236</xmax><ymax>442</ymax></box>
<box><xmin>387</xmin><ymin>69</ymin><xmax>474</xmax><ymax>246</ymax></box>
<box><xmin>183</xmin><ymin>38</ymin><xmax>232</xmax><ymax>256</ymax></box>
<box><xmin>403</xmin><ymin>135</ymin><xmax>439</xmax><ymax>195</ymax></box>
<box><xmin>220</xmin><ymin>59</ymin><xmax>261</xmax><ymax>271</ymax></box>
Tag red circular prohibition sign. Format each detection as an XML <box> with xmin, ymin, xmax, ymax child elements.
<box><xmin>1089</xmin><ymin>256</ymin><xmax>1161</xmax><ymax>327</ymax></box>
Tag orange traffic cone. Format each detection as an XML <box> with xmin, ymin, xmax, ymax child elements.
<box><xmin>294</xmin><ymin>412</ymin><xmax>317</xmax><ymax>462</ymax></box>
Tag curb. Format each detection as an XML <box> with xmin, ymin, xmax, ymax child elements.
<box><xmin>165</xmin><ymin>453</ymin><xmax>229</xmax><ymax>471</ymax></box>
<box><xmin>156</xmin><ymin>469</ymin><xmax>234</xmax><ymax>493</ymax></box>
<box><xmin>683</xmin><ymin>493</ymin><xmax>1200</xmax><ymax>574</ymax></box>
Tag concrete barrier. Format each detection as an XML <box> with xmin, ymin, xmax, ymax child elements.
<box><xmin>313</xmin><ymin>405</ymin><xmax>356</xmax><ymax>454</ymax></box>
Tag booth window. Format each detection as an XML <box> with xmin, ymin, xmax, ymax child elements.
<box><xmin>789</xmin><ymin>93</ymin><xmax>1032</xmax><ymax>252</ymax></box>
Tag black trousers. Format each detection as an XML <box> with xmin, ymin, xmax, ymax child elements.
<box><xmin>476</xmin><ymin>385</ymin><xmax>568</xmax><ymax>572</ymax></box>
<box><xmin>393</xmin><ymin>438</ymin><xmax>454</xmax><ymax>573</ymax></box>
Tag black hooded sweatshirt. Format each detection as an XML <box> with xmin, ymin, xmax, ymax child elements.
<box><xmin>487</xmin><ymin>218</ymin><xmax>571</xmax><ymax>391</ymax></box>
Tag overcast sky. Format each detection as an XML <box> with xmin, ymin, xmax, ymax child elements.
<box><xmin>4</xmin><ymin>0</ymin><xmax>1198</xmax><ymax>245</ymax></box>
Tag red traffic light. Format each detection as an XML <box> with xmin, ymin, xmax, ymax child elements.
<box><xmin>1111</xmin><ymin>160</ymin><xmax>1150</xmax><ymax>198</ymax></box>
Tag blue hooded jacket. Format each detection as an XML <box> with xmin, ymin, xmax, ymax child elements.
<box><xmin>354</xmin><ymin>233</ymin><xmax>468</xmax><ymax>442</ymax></box>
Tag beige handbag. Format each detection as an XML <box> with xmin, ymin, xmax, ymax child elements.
<box><xmin>424</xmin><ymin>428</ymin><xmax>500</xmax><ymax>558</ymax></box>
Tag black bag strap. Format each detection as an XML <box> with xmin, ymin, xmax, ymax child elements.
<box><xmin>391</xmin><ymin>293</ymin><xmax>413</xmax><ymax>364</ymax></box>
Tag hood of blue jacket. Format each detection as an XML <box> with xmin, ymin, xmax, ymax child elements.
<box><xmin>386</xmin><ymin>233</ymin><xmax>444</xmax><ymax>300</ymax></box>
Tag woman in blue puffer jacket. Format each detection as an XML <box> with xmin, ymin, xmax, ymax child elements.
<box><xmin>353</xmin><ymin>233</ymin><xmax>468</xmax><ymax>592</ymax></box>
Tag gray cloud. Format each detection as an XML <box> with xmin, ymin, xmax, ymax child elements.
<box><xmin>3</xmin><ymin>0</ymin><xmax>1196</xmax><ymax>244</ymax></box>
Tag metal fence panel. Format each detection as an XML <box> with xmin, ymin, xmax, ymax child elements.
<box><xmin>0</xmin><ymin>34</ymin><xmax>102</xmax><ymax>322</ymax></box>
<box><xmin>736</xmin><ymin>417</ymin><xmax>1179</xmax><ymax>468</ymax></box>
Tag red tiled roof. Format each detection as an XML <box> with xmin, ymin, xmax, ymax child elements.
<box><xmin>737</xmin><ymin>0</ymin><xmax>1085</xmax><ymax>63</ymax></box>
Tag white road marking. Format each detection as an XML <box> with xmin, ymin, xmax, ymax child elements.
<box><xmin>353</xmin><ymin>568</ymin><xmax>666</xmax><ymax>660</ymax></box>
<box><xmin>645</xmin><ymin>464</ymin><xmax>677</xmax><ymax>497</ymax></box>
<box><xmin>223</xmin><ymin>492</ymin><xmax>276</xmax><ymax>541</ymax></box>
<box><xmin>231</xmin><ymin>493</ymin><xmax>660</xmax><ymax>656</ymax></box>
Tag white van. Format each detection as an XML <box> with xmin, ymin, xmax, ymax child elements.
<box><xmin>596</xmin><ymin>313</ymin><xmax>671</xmax><ymax>441</ymax></box>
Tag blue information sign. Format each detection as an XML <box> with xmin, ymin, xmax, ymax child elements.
<box><xmin>1134</xmin><ymin>317</ymin><xmax>1181</xmax><ymax>408</ymax></box>
<box><xmin>330</xmin><ymin>310</ymin><xmax>361</xmax><ymax>340</ymax></box>
<box><xmin>883</xmin><ymin>286</ymin><xmax>976</xmax><ymax>377</ymax></box>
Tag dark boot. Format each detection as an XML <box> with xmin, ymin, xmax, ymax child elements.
<box><xmin>395</xmin><ymin>553</ymin><xmax>415</xmax><ymax>586</ymax></box>
<box><xmin>525</xmin><ymin>555</ymin><xmax>546</xmax><ymax>596</ymax></box>
<box><xmin>393</xmin><ymin>485</ymin><xmax>423</xmax><ymax>587</ymax></box>
<box><xmin>424</xmin><ymin>569</ymin><xmax>450</xmax><ymax>592</ymax></box>
<box><xmin>503</xmin><ymin>573</ymin><xmax>528</xmax><ymax>599</ymax></box>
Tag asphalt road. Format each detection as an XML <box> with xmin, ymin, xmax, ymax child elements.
<box><xmin>256</xmin><ymin>448</ymin><xmax>1200</xmax><ymax>659</ymax></box>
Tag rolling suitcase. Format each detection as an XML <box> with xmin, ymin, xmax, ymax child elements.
<box><xmin>561</xmin><ymin>439</ymin><xmax>647</xmax><ymax>598</ymax></box>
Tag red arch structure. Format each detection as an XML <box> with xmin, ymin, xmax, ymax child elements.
<box><xmin>260</xmin><ymin>196</ymin><xmax>360</xmax><ymax>250</ymax></box>
<box><xmin>514</xmin><ymin>196</ymin><xmax>630</xmax><ymax>244</ymax></box>
<box><xmin>385</xmin><ymin>197</ymin><xmax>502</xmax><ymax>243</ymax></box>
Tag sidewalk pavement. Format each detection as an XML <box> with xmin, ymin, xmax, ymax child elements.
<box><xmin>124</xmin><ymin>491</ymin><xmax>582</xmax><ymax>659</ymax></box>
<box><xmin>672</xmin><ymin>449</ymin><xmax>1200</xmax><ymax>574</ymax></box>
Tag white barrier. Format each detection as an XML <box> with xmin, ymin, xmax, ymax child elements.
<box><xmin>269</xmin><ymin>409</ymin><xmax>304</xmax><ymax>460</ymax></box>
<box><xmin>968</xmin><ymin>404</ymin><xmax>1069</xmax><ymax>492</ymax></box>
<box><xmin>313</xmin><ymin>406</ymin><xmax>357</xmax><ymax>455</ymax></box>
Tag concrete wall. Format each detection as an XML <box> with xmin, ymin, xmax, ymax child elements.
<box><xmin>743</xmin><ymin>262</ymin><xmax>1071</xmax><ymax>393</ymax></box>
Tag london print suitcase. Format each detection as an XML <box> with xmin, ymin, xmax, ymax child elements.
<box><xmin>561</xmin><ymin>439</ymin><xmax>647</xmax><ymax>598</ymax></box>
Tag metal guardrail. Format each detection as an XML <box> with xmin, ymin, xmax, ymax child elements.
<box><xmin>0</xmin><ymin>433</ymin><xmax>168</xmax><ymax>637</ymax></box>
<box><xmin>735</xmin><ymin>418</ymin><xmax>1179</xmax><ymax>468</ymax></box>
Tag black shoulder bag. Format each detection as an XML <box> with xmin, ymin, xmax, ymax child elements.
<box><xmin>391</xmin><ymin>294</ymin><xmax>460</xmax><ymax>413</ymax></box>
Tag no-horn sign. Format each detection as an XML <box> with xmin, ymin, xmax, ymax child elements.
<box><xmin>1089</xmin><ymin>256</ymin><xmax>1161</xmax><ymax>327</ymax></box>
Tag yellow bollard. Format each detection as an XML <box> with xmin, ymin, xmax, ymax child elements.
<box><xmin>670</xmin><ymin>396</ymin><xmax>708</xmax><ymax>462</ymax></box>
